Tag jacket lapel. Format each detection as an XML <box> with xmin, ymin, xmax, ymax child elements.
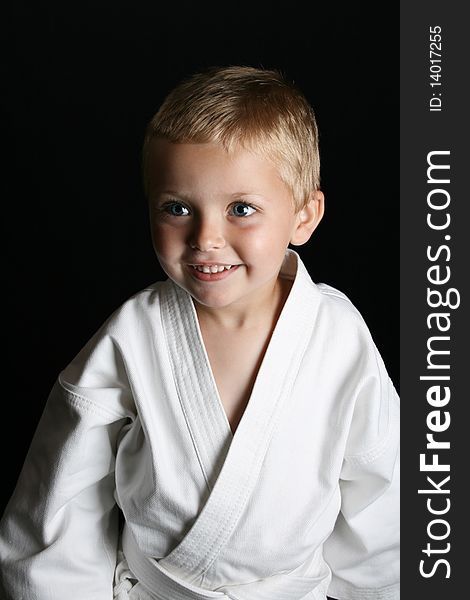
<box><xmin>160</xmin><ymin>277</ymin><xmax>233</xmax><ymax>493</ymax></box>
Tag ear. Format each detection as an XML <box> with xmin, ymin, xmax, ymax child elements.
<box><xmin>290</xmin><ymin>190</ymin><xmax>325</xmax><ymax>246</ymax></box>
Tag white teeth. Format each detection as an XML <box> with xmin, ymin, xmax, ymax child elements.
<box><xmin>192</xmin><ymin>264</ymin><xmax>233</xmax><ymax>273</ymax></box>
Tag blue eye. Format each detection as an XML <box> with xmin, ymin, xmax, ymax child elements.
<box><xmin>230</xmin><ymin>203</ymin><xmax>256</xmax><ymax>217</ymax></box>
<box><xmin>165</xmin><ymin>202</ymin><xmax>190</xmax><ymax>216</ymax></box>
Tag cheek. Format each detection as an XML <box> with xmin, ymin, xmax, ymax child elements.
<box><xmin>151</xmin><ymin>223</ymin><xmax>184</xmax><ymax>257</ymax></box>
<box><xmin>235</xmin><ymin>221</ymin><xmax>292</xmax><ymax>257</ymax></box>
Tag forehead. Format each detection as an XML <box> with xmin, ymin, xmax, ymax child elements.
<box><xmin>146</xmin><ymin>139</ymin><xmax>290</xmax><ymax>199</ymax></box>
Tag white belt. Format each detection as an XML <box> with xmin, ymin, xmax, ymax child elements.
<box><xmin>122</xmin><ymin>526</ymin><xmax>329</xmax><ymax>600</ymax></box>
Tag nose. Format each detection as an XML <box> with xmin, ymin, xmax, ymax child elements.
<box><xmin>189</xmin><ymin>214</ymin><xmax>226</xmax><ymax>252</ymax></box>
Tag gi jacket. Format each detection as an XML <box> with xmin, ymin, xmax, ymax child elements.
<box><xmin>0</xmin><ymin>250</ymin><xmax>400</xmax><ymax>600</ymax></box>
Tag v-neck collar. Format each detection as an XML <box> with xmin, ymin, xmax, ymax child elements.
<box><xmin>160</xmin><ymin>250</ymin><xmax>315</xmax><ymax>484</ymax></box>
<box><xmin>159</xmin><ymin>250</ymin><xmax>321</xmax><ymax>577</ymax></box>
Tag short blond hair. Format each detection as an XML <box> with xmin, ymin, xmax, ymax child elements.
<box><xmin>142</xmin><ymin>66</ymin><xmax>320</xmax><ymax>211</ymax></box>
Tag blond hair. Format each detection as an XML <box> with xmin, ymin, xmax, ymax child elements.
<box><xmin>142</xmin><ymin>66</ymin><xmax>320</xmax><ymax>211</ymax></box>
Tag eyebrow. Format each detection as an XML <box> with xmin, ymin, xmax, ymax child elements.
<box><xmin>152</xmin><ymin>190</ymin><xmax>270</xmax><ymax>202</ymax></box>
<box><xmin>231</xmin><ymin>192</ymin><xmax>268</xmax><ymax>200</ymax></box>
<box><xmin>153</xmin><ymin>190</ymin><xmax>192</xmax><ymax>200</ymax></box>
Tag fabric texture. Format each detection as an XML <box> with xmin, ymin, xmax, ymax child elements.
<box><xmin>0</xmin><ymin>250</ymin><xmax>400</xmax><ymax>600</ymax></box>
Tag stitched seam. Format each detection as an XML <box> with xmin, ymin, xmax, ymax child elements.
<box><xmin>58</xmin><ymin>379</ymin><xmax>128</xmax><ymax>420</ymax></box>
<box><xmin>344</xmin><ymin>335</ymin><xmax>395</xmax><ymax>464</ymax></box>
<box><xmin>329</xmin><ymin>581</ymin><xmax>399</xmax><ymax>599</ymax></box>
<box><xmin>345</xmin><ymin>410</ymin><xmax>397</xmax><ymax>466</ymax></box>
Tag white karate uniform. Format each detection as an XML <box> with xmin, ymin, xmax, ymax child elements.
<box><xmin>0</xmin><ymin>250</ymin><xmax>400</xmax><ymax>600</ymax></box>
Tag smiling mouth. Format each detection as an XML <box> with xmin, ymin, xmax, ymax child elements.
<box><xmin>187</xmin><ymin>263</ymin><xmax>241</xmax><ymax>281</ymax></box>
<box><xmin>189</xmin><ymin>264</ymin><xmax>236</xmax><ymax>273</ymax></box>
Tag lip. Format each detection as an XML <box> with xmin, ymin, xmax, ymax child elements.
<box><xmin>187</xmin><ymin>264</ymin><xmax>240</xmax><ymax>282</ymax></box>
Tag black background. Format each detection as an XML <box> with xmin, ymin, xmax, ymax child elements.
<box><xmin>3</xmin><ymin>1</ymin><xmax>398</xmax><ymax>513</ymax></box>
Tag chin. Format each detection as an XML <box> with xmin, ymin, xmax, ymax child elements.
<box><xmin>190</xmin><ymin>291</ymin><xmax>237</xmax><ymax>310</ymax></box>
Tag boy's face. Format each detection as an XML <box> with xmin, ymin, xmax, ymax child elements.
<box><xmin>147</xmin><ymin>139</ymin><xmax>322</xmax><ymax>312</ymax></box>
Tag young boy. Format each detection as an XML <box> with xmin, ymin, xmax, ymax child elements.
<box><xmin>0</xmin><ymin>66</ymin><xmax>399</xmax><ymax>600</ymax></box>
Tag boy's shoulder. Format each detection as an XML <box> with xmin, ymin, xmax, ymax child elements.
<box><xmin>311</xmin><ymin>280</ymin><xmax>365</xmax><ymax>322</ymax></box>
<box><xmin>306</xmin><ymin>278</ymin><xmax>377</xmax><ymax>350</ymax></box>
<box><xmin>59</xmin><ymin>280</ymin><xmax>171</xmax><ymax>388</ymax></box>
<box><xmin>79</xmin><ymin>280</ymin><xmax>170</xmax><ymax>345</ymax></box>
<box><xmin>315</xmin><ymin>282</ymin><xmax>366</xmax><ymax>321</ymax></box>
<box><xmin>116</xmin><ymin>278</ymin><xmax>169</xmax><ymax>311</ymax></box>
<box><xmin>290</xmin><ymin>252</ymin><xmax>365</xmax><ymax>325</ymax></box>
<box><xmin>315</xmin><ymin>282</ymin><xmax>355</xmax><ymax>304</ymax></box>
<box><xmin>105</xmin><ymin>279</ymin><xmax>170</xmax><ymax>327</ymax></box>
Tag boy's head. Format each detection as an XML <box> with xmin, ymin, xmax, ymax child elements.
<box><xmin>142</xmin><ymin>66</ymin><xmax>321</xmax><ymax>212</ymax></box>
<box><xmin>144</xmin><ymin>66</ymin><xmax>324</xmax><ymax>312</ymax></box>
